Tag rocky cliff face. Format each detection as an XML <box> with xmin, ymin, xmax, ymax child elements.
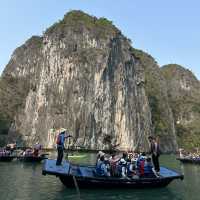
<box><xmin>130</xmin><ymin>50</ymin><xmax>178</xmax><ymax>152</ymax></box>
<box><xmin>0</xmin><ymin>11</ymin><xmax>179</xmax><ymax>151</ymax></box>
<box><xmin>0</xmin><ymin>36</ymin><xmax>43</xmax><ymax>145</ymax></box>
<box><xmin>162</xmin><ymin>64</ymin><xmax>200</xmax><ymax>149</ymax></box>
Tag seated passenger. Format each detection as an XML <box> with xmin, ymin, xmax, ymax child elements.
<box><xmin>109</xmin><ymin>154</ymin><xmax>120</xmax><ymax>177</ymax></box>
<box><xmin>179</xmin><ymin>148</ymin><xmax>184</xmax><ymax>158</ymax></box>
<box><xmin>96</xmin><ymin>151</ymin><xmax>105</xmax><ymax>165</ymax></box>
<box><xmin>33</xmin><ymin>142</ymin><xmax>42</xmax><ymax>157</ymax></box>
<box><xmin>118</xmin><ymin>152</ymin><xmax>128</xmax><ymax>178</ymax></box>
<box><xmin>33</xmin><ymin>149</ymin><xmax>39</xmax><ymax>157</ymax></box>
<box><xmin>136</xmin><ymin>152</ymin><xmax>146</xmax><ymax>177</ymax></box>
<box><xmin>5</xmin><ymin>144</ymin><xmax>10</xmax><ymax>151</ymax></box>
<box><xmin>144</xmin><ymin>157</ymin><xmax>154</xmax><ymax>177</ymax></box>
<box><xmin>127</xmin><ymin>153</ymin><xmax>133</xmax><ymax>163</ymax></box>
<box><xmin>96</xmin><ymin>156</ymin><xmax>110</xmax><ymax>177</ymax></box>
<box><xmin>6</xmin><ymin>143</ymin><xmax>16</xmax><ymax>154</ymax></box>
<box><xmin>127</xmin><ymin>159</ymin><xmax>137</xmax><ymax>177</ymax></box>
<box><xmin>24</xmin><ymin>148</ymin><xmax>33</xmax><ymax>156</ymax></box>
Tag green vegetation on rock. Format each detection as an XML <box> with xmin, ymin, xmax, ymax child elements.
<box><xmin>130</xmin><ymin>48</ymin><xmax>170</xmax><ymax>136</ymax></box>
<box><xmin>46</xmin><ymin>10</ymin><xmax>118</xmax><ymax>38</ymax></box>
<box><xmin>162</xmin><ymin>64</ymin><xmax>200</xmax><ymax>150</ymax></box>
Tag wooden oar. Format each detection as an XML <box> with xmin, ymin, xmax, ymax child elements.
<box><xmin>72</xmin><ymin>175</ymin><xmax>81</xmax><ymax>200</ymax></box>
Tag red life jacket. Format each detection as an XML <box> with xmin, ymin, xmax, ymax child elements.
<box><xmin>139</xmin><ymin>160</ymin><xmax>145</xmax><ymax>175</ymax></box>
<box><xmin>56</xmin><ymin>134</ymin><xmax>62</xmax><ymax>145</ymax></box>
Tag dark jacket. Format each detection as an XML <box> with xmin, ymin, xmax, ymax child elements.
<box><xmin>150</xmin><ymin>142</ymin><xmax>160</xmax><ymax>156</ymax></box>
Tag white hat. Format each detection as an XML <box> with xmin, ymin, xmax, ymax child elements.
<box><xmin>98</xmin><ymin>151</ymin><xmax>105</xmax><ymax>157</ymax></box>
<box><xmin>120</xmin><ymin>158</ymin><xmax>126</xmax><ymax>165</ymax></box>
<box><xmin>60</xmin><ymin>128</ymin><xmax>66</xmax><ymax>132</ymax></box>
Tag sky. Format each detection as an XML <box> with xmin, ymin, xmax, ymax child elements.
<box><xmin>0</xmin><ymin>0</ymin><xmax>200</xmax><ymax>79</ymax></box>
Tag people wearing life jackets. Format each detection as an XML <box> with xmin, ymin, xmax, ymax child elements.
<box><xmin>56</xmin><ymin>129</ymin><xmax>72</xmax><ymax>166</ymax></box>
<box><xmin>144</xmin><ymin>157</ymin><xmax>154</xmax><ymax>177</ymax></box>
<box><xmin>127</xmin><ymin>160</ymin><xmax>136</xmax><ymax>177</ymax></box>
<box><xmin>136</xmin><ymin>152</ymin><xmax>146</xmax><ymax>177</ymax></box>
<box><xmin>118</xmin><ymin>152</ymin><xmax>128</xmax><ymax>178</ymax></box>
<box><xmin>109</xmin><ymin>154</ymin><xmax>120</xmax><ymax>177</ymax></box>
<box><xmin>96</xmin><ymin>151</ymin><xmax>105</xmax><ymax>165</ymax></box>
<box><xmin>96</xmin><ymin>155</ymin><xmax>110</xmax><ymax>176</ymax></box>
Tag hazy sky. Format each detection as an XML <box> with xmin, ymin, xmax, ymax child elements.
<box><xmin>0</xmin><ymin>0</ymin><xmax>199</xmax><ymax>79</ymax></box>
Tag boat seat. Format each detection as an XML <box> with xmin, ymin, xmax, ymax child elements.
<box><xmin>78</xmin><ymin>167</ymin><xmax>94</xmax><ymax>177</ymax></box>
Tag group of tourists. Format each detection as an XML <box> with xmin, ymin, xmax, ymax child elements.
<box><xmin>5</xmin><ymin>143</ymin><xmax>17</xmax><ymax>153</ymax></box>
<box><xmin>54</xmin><ymin>127</ymin><xmax>161</xmax><ymax>179</ymax></box>
<box><xmin>21</xmin><ymin>143</ymin><xmax>42</xmax><ymax>157</ymax></box>
<box><xmin>95</xmin><ymin>136</ymin><xmax>160</xmax><ymax>178</ymax></box>
<box><xmin>0</xmin><ymin>143</ymin><xmax>16</xmax><ymax>156</ymax></box>
<box><xmin>95</xmin><ymin>152</ymin><xmax>157</xmax><ymax>178</ymax></box>
<box><xmin>179</xmin><ymin>148</ymin><xmax>200</xmax><ymax>160</ymax></box>
<box><xmin>0</xmin><ymin>149</ymin><xmax>12</xmax><ymax>156</ymax></box>
<box><xmin>0</xmin><ymin>141</ymin><xmax>44</xmax><ymax>158</ymax></box>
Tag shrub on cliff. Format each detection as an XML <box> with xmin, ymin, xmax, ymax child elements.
<box><xmin>45</xmin><ymin>10</ymin><xmax>118</xmax><ymax>38</ymax></box>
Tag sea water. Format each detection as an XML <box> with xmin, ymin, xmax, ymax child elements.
<box><xmin>0</xmin><ymin>153</ymin><xmax>199</xmax><ymax>200</ymax></box>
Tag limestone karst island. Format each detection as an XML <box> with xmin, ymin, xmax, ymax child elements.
<box><xmin>0</xmin><ymin>9</ymin><xmax>200</xmax><ymax>200</ymax></box>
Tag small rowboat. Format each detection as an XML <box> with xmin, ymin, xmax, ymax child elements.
<box><xmin>42</xmin><ymin>159</ymin><xmax>184</xmax><ymax>189</ymax></box>
<box><xmin>17</xmin><ymin>154</ymin><xmax>48</xmax><ymax>162</ymax></box>
<box><xmin>0</xmin><ymin>155</ymin><xmax>15</xmax><ymax>162</ymax></box>
<box><xmin>177</xmin><ymin>157</ymin><xmax>200</xmax><ymax>164</ymax></box>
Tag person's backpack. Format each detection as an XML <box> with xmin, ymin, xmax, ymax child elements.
<box><xmin>56</xmin><ymin>134</ymin><xmax>62</xmax><ymax>145</ymax></box>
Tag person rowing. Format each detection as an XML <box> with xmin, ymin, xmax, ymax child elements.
<box><xmin>56</xmin><ymin>128</ymin><xmax>73</xmax><ymax>166</ymax></box>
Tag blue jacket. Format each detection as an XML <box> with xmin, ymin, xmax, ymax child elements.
<box><xmin>96</xmin><ymin>160</ymin><xmax>108</xmax><ymax>176</ymax></box>
<box><xmin>57</xmin><ymin>132</ymin><xmax>71</xmax><ymax>149</ymax></box>
<box><xmin>144</xmin><ymin>162</ymin><xmax>153</xmax><ymax>174</ymax></box>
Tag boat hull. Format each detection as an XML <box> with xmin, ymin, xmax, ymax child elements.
<box><xmin>177</xmin><ymin>157</ymin><xmax>200</xmax><ymax>164</ymax></box>
<box><xmin>42</xmin><ymin>159</ymin><xmax>184</xmax><ymax>189</ymax></box>
<box><xmin>0</xmin><ymin>156</ymin><xmax>15</xmax><ymax>162</ymax></box>
<box><xmin>59</xmin><ymin>175</ymin><xmax>173</xmax><ymax>189</ymax></box>
<box><xmin>18</xmin><ymin>154</ymin><xmax>47</xmax><ymax>162</ymax></box>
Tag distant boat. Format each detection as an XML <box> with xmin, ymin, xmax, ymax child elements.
<box><xmin>177</xmin><ymin>157</ymin><xmax>200</xmax><ymax>164</ymax></box>
<box><xmin>0</xmin><ymin>155</ymin><xmax>15</xmax><ymax>162</ymax></box>
<box><xmin>17</xmin><ymin>153</ymin><xmax>48</xmax><ymax>162</ymax></box>
<box><xmin>42</xmin><ymin>159</ymin><xmax>184</xmax><ymax>189</ymax></box>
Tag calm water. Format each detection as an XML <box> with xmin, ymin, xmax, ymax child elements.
<box><xmin>0</xmin><ymin>153</ymin><xmax>199</xmax><ymax>200</ymax></box>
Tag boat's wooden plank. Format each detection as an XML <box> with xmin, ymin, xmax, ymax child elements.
<box><xmin>160</xmin><ymin>167</ymin><xmax>180</xmax><ymax>177</ymax></box>
<box><xmin>43</xmin><ymin>159</ymin><xmax>70</xmax><ymax>175</ymax></box>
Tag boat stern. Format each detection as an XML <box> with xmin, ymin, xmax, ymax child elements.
<box><xmin>42</xmin><ymin>159</ymin><xmax>70</xmax><ymax>176</ymax></box>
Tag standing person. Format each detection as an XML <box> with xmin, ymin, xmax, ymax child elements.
<box><xmin>148</xmin><ymin>136</ymin><xmax>160</xmax><ymax>176</ymax></box>
<box><xmin>56</xmin><ymin>129</ymin><xmax>72</xmax><ymax>166</ymax></box>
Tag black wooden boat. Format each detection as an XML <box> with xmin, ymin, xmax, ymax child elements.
<box><xmin>0</xmin><ymin>155</ymin><xmax>15</xmax><ymax>162</ymax></box>
<box><xmin>18</xmin><ymin>154</ymin><xmax>48</xmax><ymax>162</ymax></box>
<box><xmin>42</xmin><ymin>159</ymin><xmax>184</xmax><ymax>189</ymax></box>
<box><xmin>177</xmin><ymin>157</ymin><xmax>200</xmax><ymax>164</ymax></box>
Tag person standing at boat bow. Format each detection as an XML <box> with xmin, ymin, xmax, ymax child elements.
<box><xmin>56</xmin><ymin>128</ymin><xmax>73</xmax><ymax>166</ymax></box>
<box><xmin>148</xmin><ymin>136</ymin><xmax>160</xmax><ymax>176</ymax></box>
